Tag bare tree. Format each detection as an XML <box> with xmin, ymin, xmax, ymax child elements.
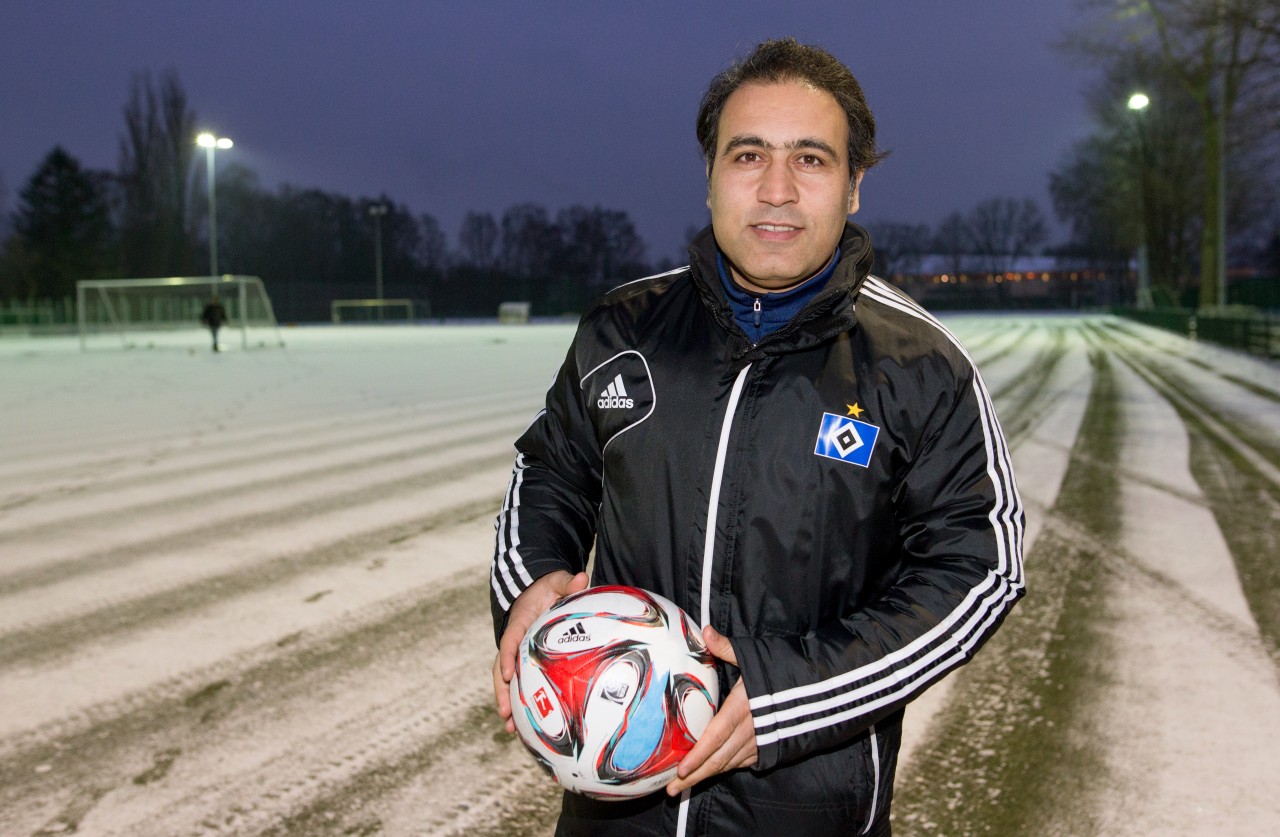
<box><xmin>863</xmin><ymin>221</ymin><xmax>931</xmax><ymax>277</ymax></box>
<box><xmin>0</xmin><ymin>173</ymin><xmax>10</xmax><ymax>239</ymax></box>
<box><xmin>967</xmin><ymin>198</ymin><xmax>1049</xmax><ymax>274</ymax></box>
<box><xmin>457</xmin><ymin>211</ymin><xmax>498</xmax><ymax>269</ymax></box>
<box><xmin>1070</xmin><ymin>0</ymin><xmax>1280</xmax><ymax>307</ymax></box>
<box><xmin>500</xmin><ymin>203</ymin><xmax>561</xmax><ymax>279</ymax></box>
<box><xmin>932</xmin><ymin>211</ymin><xmax>975</xmax><ymax>279</ymax></box>
<box><xmin>557</xmin><ymin>205</ymin><xmax>646</xmax><ymax>287</ymax></box>
<box><xmin>417</xmin><ymin>213</ymin><xmax>449</xmax><ymax>275</ymax></box>
<box><xmin>1050</xmin><ymin>51</ymin><xmax>1207</xmax><ymax>296</ymax></box>
<box><xmin>117</xmin><ymin>69</ymin><xmax>198</xmax><ymax>277</ymax></box>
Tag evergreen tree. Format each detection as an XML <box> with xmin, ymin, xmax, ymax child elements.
<box><xmin>11</xmin><ymin>146</ymin><xmax>114</xmax><ymax>299</ymax></box>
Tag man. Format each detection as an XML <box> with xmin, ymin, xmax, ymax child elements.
<box><xmin>200</xmin><ymin>295</ymin><xmax>227</xmax><ymax>352</ymax></box>
<box><xmin>491</xmin><ymin>38</ymin><xmax>1023</xmax><ymax>836</ymax></box>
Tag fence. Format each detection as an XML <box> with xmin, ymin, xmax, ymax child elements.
<box><xmin>0</xmin><ymin>296</ymin><xmax>75</xmax><ymax>328</ymax></box>
<box><xmin>1117</xmin><ymin>307</ymin><xmax>1280</xmax><ymax>359</ymax></box>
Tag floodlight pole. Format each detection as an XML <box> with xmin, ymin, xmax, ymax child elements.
<box><xmin>369</xmin><ymin>204</ymin><xmax>388</xmax><ymax>303</ymax></box>
<box><xmin>1127</xmin><ymin>93</ymin><xmax>1152</xmax><ymax>310</ymax></box>
<box><xmin>1214</xmin><ymin>73</ymin><xmax>1227</xmax><ymax>310</ymax></box>
<box><xmin>197</xmin><ymin>133</ymin><xmax>233</xmax><ymax>293</ymax></box>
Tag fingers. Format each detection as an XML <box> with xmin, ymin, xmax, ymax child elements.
<box><xmin>498</xmin><ymin>622</ymin><xmax>522</xmax><ymax>682</ymax></box>
<box><xmin>666</xmin><ymin>679</ymin><xmax>757</xmax><ymax>796</ymax></box>
<box><xmin>493</xmin><ymin>653</ymin><xmax>512</xmax><ymax>717</ymax></box>
<box><xmin>565</xmin><ymin>571</ymin><xmax>589</xmax><ymax>596</ymax></box>
<box><xmin>498</xmin><ymin>570</ymin><xmax>583</xmax><ymax>681</ymax></box>
<box><xmin>493</xmin><ymin>569</ymin><xmax>589</xmax><ymax>732</ymax></box>
<box><xmin>701</xmin><ymin>625</ymin><xmax>738</xmax><ymax>666</ymax></box>
<box><xmin>492</xmin><ymin>653</ymin><xmax>517</xmax><ymax>732</ymax></box>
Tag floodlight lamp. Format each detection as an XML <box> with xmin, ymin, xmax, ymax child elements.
<box><xmin>216</xmin><ymin>138</ymin><xmax>233</xmax><ymax>149</ymax></box>
<box><xmin>197</xmin><ymin>133</ymin><xmax>216</xmax><ymax>147</ymax></box>
<box><xmin>1127</xmin><ymin>93</ymin><xmax>1150</xmax><ymax>111</ymax></box>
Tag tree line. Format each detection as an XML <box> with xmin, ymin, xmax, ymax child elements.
<box><xmin>5</xmin><ymin>6</ymin><xmax>1278</xmax><ymax>322</ymax></box>
<box><xmin>0</xmin><ymin>70</ymin><xmax>655</xmax><ymax>321</ymax></box>
<box><xmin>0</xmin><ymin>64</ymin><xmax>1056</xmax><ymax>322</ymax></box>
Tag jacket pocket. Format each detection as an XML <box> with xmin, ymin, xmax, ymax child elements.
<box><xmin>717</xmin><ymin>729</ymin><xmax>880</xmax><ymax>828</ymax></box>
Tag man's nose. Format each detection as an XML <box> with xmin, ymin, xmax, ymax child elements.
<box><xmin>757</xmin><ymin>161</ymin><xmax>798</xmax><ymax>206</ymax></box>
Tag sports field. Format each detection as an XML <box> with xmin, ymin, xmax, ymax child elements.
<box><xmin>2</xmin><ymin>315</ymin><xmax>1277</xmax><ymax>835</ymax></box>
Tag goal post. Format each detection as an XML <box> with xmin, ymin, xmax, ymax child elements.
<box><xmin>330</xmin><ymin>298</ymin><xmax>416</xmax><ymax>324</ymax></box>
<box><xmin>77</xmin><ymin>275</ymin><xmax>285</xmax><ymax>351</ymax></box>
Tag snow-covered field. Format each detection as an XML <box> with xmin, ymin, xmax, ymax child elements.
<box><xmin>1</xmin><ymin>316</ymin><xmax>1277</xmax><ymax>836</ymax></box>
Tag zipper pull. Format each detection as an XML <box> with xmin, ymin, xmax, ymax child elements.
<box><xmin>753</xmin><ymin>297</ymin><xmax>762</xmax><ymax>329</ymax></box>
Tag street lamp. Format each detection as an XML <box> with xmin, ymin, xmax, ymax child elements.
<box><xmin>196</xmin><ymin>132</ymin><xmax>233</xmax><ymax>280</ymax></box>
<box><xmin>369</xmin><ymin>204</ymin><xmax>388</xmax><ymax>304</ymax></box>
<box><xmin>1127</xmin><ymin>93</ymin><xmax>1152</xmax><ymax>309</ymax></box>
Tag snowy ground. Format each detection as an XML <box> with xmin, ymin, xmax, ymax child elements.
<box><xmin>1</xmin><ymin>316</ymin><xmax>1277</xmax><ymax>836</ymax></box>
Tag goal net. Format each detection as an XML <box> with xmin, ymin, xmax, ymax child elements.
<box><xmin>330</xmin><ymin>298</ymin><xmax>417</xmax><ymax>324</ymax></box>
<box><xmin>77</xmin><ymin>275</ymin><xmax>286</xmax><ymax>351</ymax></box>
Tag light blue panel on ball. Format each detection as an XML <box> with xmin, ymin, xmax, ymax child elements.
<box><xmin>611</xmin><ymin>670</ymin><xmax>669</xmax><ymax>773</ymax></box>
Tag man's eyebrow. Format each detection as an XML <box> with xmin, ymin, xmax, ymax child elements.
<box><xmin>721</xmin><ymin>135</ymin><xmax>840</xmax><ymax>159</ymax></box>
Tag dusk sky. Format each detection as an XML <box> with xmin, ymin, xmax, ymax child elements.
<box><xmin>1</xmin><ymin>1</ymin><xmax>1098</xmax><ymax>263</ymax></box>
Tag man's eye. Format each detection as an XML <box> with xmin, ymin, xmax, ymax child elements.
<box><xmin>737</xmin><ymin>151</ymin><xmax>762</xmax><ymax>163</ymax></box>
<box><xmin>798</xmin><ymin>154</ymin><xmax>823</xmax><ymax>166</ymax></box>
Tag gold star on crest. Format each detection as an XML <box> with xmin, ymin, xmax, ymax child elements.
<box><xmin>846</xmin><ymin>403</ymin><xmax>865</xmax><ymax>418</ymax></box>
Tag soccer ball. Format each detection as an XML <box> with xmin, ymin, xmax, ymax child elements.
<box><xmin>509</xmin><ymin>585</ymin><xmax>720</xmax><ymax>799</ymax></box>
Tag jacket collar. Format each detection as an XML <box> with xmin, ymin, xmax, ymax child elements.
<box><xmin>687</xmin><ymin>222</ymin><xmax>875</xmax><ymax>356</ymax></box>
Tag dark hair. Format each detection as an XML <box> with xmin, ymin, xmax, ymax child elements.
<box><xmin>696</xmin><ymin>38</ymin><xmax>888</xmax><ymax>181</ymax></box>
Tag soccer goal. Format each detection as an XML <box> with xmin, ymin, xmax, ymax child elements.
<box><xmin>330</xmin><ymin>298</ymin><xmax>416</xmax><ymax>324</ymax></box>
<box><xmin>77</xmin><ymin>275</ymin><xmax>286</xmax><ymax>351</ymax></box>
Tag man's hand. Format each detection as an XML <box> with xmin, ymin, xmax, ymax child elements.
<box><xmin>492</xmin><ymin>570</ymin><xmax>589</xmax><ymax>733</ymax></box>
<box><xmin>666</xmin><ymin>625</ymin><xmax>757</xmax><ymax>795</ymax></box>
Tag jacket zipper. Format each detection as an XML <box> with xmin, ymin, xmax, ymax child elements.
<box><xmin>677</xmin><ymin>362</ymin><xmax>752</xmax><ymax>837</ymax></box>
<box><xmin>699</xmin><ymin>363</ymin><xmax>752</xmax><ymax>631</ymax></box>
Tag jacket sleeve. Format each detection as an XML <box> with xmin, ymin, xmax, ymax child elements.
<box><xmin>490</xmin><ymin>336</ymin><xmax>603</xmax><ymax>645</ymax></box>
<box><xmin>732</xmin><ymin>361</ymin><xmax>1025</xmax><ymax>772</ymax></box>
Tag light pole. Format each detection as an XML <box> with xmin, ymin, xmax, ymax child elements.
<box><xmin>1213</xmin><ymin>72</ymin><xmax>1227</xmax><ymax>310</ymax></box>
<box><xmin>196</xmin><ymin>132</ymin><xmax>233</xmax><ymax>281</ymax></box>
<box><xmin>369</xmin><ymin>203</ymin><xmax>387</xmax><ymax>304</ymax></box>
<box><xmin>1127</xmin><ymin>93</ymin><xmax>1152</xmax><ymax>310</ymax></box>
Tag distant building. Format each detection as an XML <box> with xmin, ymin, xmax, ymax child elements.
<box><xmin>884</xmin><ymin>254</ymin><xmax>1131</xmax><ymax>310</ymax></box>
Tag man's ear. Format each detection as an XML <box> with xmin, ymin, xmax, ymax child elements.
<box><xmin>705</xmin><ymin>162</ymin><xmax>713</xmax><ymax>210</ymax></box>
<box><xmin>848</xmin><ymin>170</ymin><xmax>866</xmax><ymax>215</ymax></box>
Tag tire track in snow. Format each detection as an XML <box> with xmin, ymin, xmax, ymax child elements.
<box><xmin>0</xmin><ymin>400</ymin><xmax>529</xmax><ymax>533</ymax></box>
<box><xmin>0</xmin><ymin>471</ymin><xmax>507</xmax><ymax>671</ymax></box>
<box><xmin>0</xmin><ymin>410</ymin><xmax>526</xmax><ymax>556</ymax></box>
<box><xmin>0</xmin><ymin>423</ymin><xmax>521</xmax><ymax>601</ymax></box>
<box><xmin>0</xmin><ymin>563</ymin><xmax>495</xmax><ymax>835</ymax></box>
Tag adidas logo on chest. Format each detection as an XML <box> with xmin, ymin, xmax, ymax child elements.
<box><xmin>597</xmin><ymin>374</ymin><xmax>634</xmax><ymax>409</ymax></box>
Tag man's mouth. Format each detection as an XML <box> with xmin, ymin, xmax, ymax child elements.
<box><xmin>753</xmin><ymin>224</ymin><xmax>801</xmax><ymax>233</ymax></box>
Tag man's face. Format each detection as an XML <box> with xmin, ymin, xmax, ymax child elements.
<box><xmin>707</xmin><ymin>80</ymin><xmax>863</xmax><ymax>293</ymax></box>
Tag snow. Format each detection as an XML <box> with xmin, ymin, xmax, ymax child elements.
<box><xmin>1</xmin><ymin>316</ymin><xmax>1278</xmax><ymax>835</ymax></box>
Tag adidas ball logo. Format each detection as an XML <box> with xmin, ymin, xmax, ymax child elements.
<box><xmin>597</xmin><ymin>374</ymin><xmax>634</xmax><ymax>409</ymax></box>
<box><xmin>557</xmin><ymin>621</ymin><xmax>591</xmax><ymax>644</ymax></box>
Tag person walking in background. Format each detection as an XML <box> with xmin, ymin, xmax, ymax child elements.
<box><xmin>200</xmin><ymin>295</ymin><xmax>227</xmax><ymax>352</ymax></box>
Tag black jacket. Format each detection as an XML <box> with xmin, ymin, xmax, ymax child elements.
<box><xmin>491</xmin><ymin>223</ymin><xmax>1025</xmax><ymax>836</ymax></box>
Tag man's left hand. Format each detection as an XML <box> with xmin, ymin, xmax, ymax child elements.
<box><xmin>665</xmin><ymin>625</ymin><xmax>757</xmax><ymax>796</ymax></box>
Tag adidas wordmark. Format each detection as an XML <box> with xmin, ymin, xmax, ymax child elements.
<box><xmin>597</xmin><ymin>374</ymin><xmax>634</xmax><ymax>409</ymax></box>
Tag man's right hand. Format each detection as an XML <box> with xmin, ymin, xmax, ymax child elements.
<box><xmin>492</xmin><ymin>569</ymin><xmax>589</xmax><ymax>733</ymax></box>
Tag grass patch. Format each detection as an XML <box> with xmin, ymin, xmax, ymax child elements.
<box><xmin>1188</xmin><ymin>430</ymin><xmax>1280</xmax><ymax>663</ymax></box>
<box><xmin>892</xmin><ymin>350</ymin><xmax>1120</xmax><ymax>835</ymax></box>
